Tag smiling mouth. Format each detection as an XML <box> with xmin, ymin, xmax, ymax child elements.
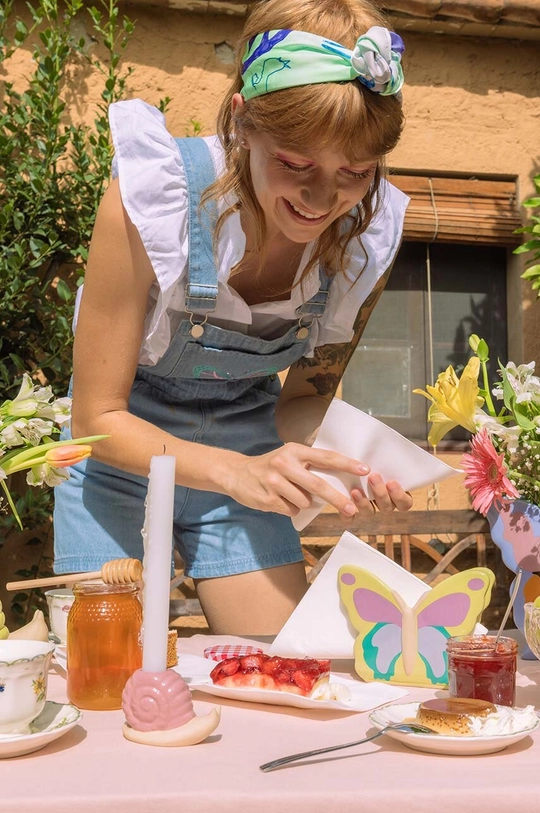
<box><xmin>283</xmin><ymin>198</ymin><xmax>329</xmax><ymax>224</ymax></box>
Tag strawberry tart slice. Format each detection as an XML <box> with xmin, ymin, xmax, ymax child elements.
<box><xmin>209</xmin><ymin>653</ymin><xmax>331</xmax><ymax>697</ymax></box>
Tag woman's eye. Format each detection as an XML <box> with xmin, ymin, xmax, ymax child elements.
<box><xmin>280</xmin><ymin>159</ymin><xmax>310</xmax><ymax>173</ymax></box>
<box><xmin>345</xmin><ymin>167</ymin><xmax>375</xmax><ymax>180</ymax></box>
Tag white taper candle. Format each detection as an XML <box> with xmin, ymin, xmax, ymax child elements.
<box><xmin>142</xmin><ymin>455</ymin><xmax>176</xmax><ymax>673</ymax></box>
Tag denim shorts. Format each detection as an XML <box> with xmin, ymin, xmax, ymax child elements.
<box><xmin>53</xmin><ymin>371</ymin><xmax>304</xmax><ymax>578</ymax></box>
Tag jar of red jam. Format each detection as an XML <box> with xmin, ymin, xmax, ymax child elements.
<box><xmin>67</xmin><ymin>581</ymin><xmax>142</xmax><ymax>710</ymax></box>
<box><xmin>447</xmin><ymin>634</ymin><xmax>517</xmax><ymax>707</ymax></box>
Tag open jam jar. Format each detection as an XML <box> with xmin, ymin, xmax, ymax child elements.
<box><xmin>447</xmin><ymin>635</ymin><xmax>518</xmax><ymax>707</ymax></box>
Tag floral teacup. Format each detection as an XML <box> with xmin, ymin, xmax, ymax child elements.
<box><xmin>0</xmin><ymin>639</ymin><xmax>55</xmax><ymax>734</ymax></box>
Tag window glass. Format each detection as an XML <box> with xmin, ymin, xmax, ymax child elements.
<box><xmin>341</xmin><ymin>242</ymin><xmax>507</xmax><ymax>444</ymax></box>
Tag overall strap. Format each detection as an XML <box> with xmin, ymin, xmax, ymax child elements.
<box><xmin>174</xmin><ymin>137</ymin><xmax>219</xmax><ymax>316</ymax></box>
<box><xmin>295</xmin><ymin>267</ymin><xmax>333</xmax><ymax>319</ymax></box>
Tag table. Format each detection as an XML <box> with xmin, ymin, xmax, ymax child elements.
<box><xmin>3</xmin><ymin>633</ymin><xmax>540</xmax><ymax>813</ymax></box>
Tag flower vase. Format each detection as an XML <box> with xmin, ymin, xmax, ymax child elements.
<box><xmin>487</xmin><ymin>499</ymin><xmax>540</xmax><ymax>660</ymax></box>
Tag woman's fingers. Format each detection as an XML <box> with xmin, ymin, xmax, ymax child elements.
<box><xmin>367</xmin><ymin>474</ymin><xmax>396</xmax><ymax>513</ymax></box>
<box><xmin>351</xmin><ymin>476</ymin><xmax>413</xmax><ymax>514</ymax></box>
<box><xmin>386</xmin><ymin>481</ymin><xmax>414</xmax><ymax>511</ymax></box>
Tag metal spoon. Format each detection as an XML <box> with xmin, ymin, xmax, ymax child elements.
<box><xmin>259</xmin><ymin>723</ymin><xmax>436</xmax><ymax>772</ymax></box>
<box><xmin>493</xmin><ymin>567</ymin><xmax>522</xmax><ymax>647</ymax></box>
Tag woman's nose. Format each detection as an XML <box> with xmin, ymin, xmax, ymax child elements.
<box><xmin>301</xmin><ymin>176</ymin><xmax>338</xmax><ymax>214</ymax></box>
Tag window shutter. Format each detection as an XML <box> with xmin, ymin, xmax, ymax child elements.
<box><xmin>388</xmin><ymin>174</ymin><xmax>522</xmax><ymax>246</ymax></box>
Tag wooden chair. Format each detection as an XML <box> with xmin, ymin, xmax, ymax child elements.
<box><xmin>169</xmin><ymin>509</ymin><xmax>491</xmax><ymax>622</ymax></box>
<box><xmin>302</xmin><ymin>509</ymin><xmax>490</xmax><ymax>585</ymax></box>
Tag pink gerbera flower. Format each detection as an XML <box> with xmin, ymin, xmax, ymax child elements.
<box><xmin>461</xmin><ymin>429</ymin><xmax>520</xmax><ymax>515</ymax></box>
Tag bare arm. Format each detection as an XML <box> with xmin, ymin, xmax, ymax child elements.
<box><xmin>276</xmin><ymin>263</ymin><xmax>393</xmax><ymax>444</ymax></box>
<box><xmin>72</xmin><ymin>179</ymin><xmax>245</xmax><ymax>492</ymax></box>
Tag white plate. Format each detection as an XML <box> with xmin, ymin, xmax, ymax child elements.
<box><xmin>173</xmin><ymin>654</ymin><xmax>408</xmax><ymax>713</ymax></box>
<box><xmin>369</xmin><ymin>702</ymin><xmax>540</xmax><ymax>756</ymax></box>
<box><xmin>0</xmin><ymin>702</ymin><xmax>82</xmax><ymax>758</ymax></box>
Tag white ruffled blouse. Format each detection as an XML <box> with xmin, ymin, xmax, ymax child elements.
<box><xmin>79</xmin><ymin>98</ymin><xmax>409</xmax><ymax>366</ymax></box>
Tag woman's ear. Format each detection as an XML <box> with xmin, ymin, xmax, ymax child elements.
<box><xmin>231</xmin><ymin>93</ymin><xmax>249</xmax><ymax>149</ymax></box>
<box><xmin>231</xmin><ymin>92</ymin><xmax>244</xmax><ymax>117</ymax></box>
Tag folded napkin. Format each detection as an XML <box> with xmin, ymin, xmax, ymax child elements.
<box><xmin>293</xmin><ymin>398</ymin><xmax>461</xmax><ymax>531</ymax></box>
<box><xmin>270</xmin><ymin>531</ymin><xmax>485</xmax><ymax>659</ymax></box>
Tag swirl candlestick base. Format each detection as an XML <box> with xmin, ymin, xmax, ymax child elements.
<box><xmin>122</xmin><ymin>668</ymin><xmax>220</xmax><ymax>747</ymax></box>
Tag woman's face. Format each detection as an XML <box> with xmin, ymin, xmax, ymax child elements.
<box><xmin>242</xmin><ymin>128</ymin><xmax>379</xmax><ymax>244</ymax></box>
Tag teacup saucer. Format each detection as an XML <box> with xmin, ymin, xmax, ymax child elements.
<box><xmin>0</xmin><ymin>701</ymin><xmax>82</xmax><ymax>758</ymax></box>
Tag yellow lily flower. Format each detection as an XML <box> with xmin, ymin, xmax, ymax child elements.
<box><xmin>413</xmin><ymin>357</ymin><xmax>483</xmax><ymax>446</ymax></box>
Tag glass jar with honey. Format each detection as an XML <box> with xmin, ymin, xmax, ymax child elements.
<box><xmin>66</xmin><ymin>581</ymin><xmax>142</xmax><ymax>710</ymax></box>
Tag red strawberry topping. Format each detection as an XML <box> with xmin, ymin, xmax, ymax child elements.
<box><xmin>210</xmin><ymin>653</ymin><xmax>331</xmax><ymax>696</ymax></box>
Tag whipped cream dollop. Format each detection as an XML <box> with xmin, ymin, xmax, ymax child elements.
<box><xmin>468</xmin><ymin>705</ymin><xmax>538</xmax><ymax>736</ymax></box>
<box><xmin>311</xmin><ymin>681</ymin><xmax>352</xmax><ymax>703</ymax></box>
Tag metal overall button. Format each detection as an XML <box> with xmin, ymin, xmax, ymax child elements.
<box><xmin>188</xmin><ymin>313</ymin><xmax>208</xmax><ymax>338</ymax></box>
<box><xmin>296</xmin><ymin>318</ymin><xmax>311</xmax><ymax>340</ymax></box>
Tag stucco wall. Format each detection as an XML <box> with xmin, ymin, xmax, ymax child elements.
<box><xmin>3</xmin><ymin>2</ymin><xmax>539</xmax><ymax>511</ymax></box>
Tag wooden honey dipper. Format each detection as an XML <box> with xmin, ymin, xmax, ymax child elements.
<box><xmin>6</xmin><ymin>558</ymin><xmax>143</xmax><ymax>591</ymax></box>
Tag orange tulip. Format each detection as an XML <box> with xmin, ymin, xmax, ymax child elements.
<box><xmin>45</xmin><ymin>444</ymin><xmax>92</xmax><ymax>468</ymax></box>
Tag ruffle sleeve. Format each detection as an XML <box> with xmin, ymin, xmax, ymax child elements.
<box><xmin>304</xmin><ymin>179</ymin><xmax>409</xmax><ymax>355</ymax></box>
<box><xmin>108</xmin><ymin>99</ymin><xmax>191</xmax><ymax>362</ymax></box>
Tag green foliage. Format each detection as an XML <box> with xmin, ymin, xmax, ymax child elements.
<box><xmin>0</xmin><ymin>0</ymin><xmax>135</xmax><ymax>527</ymax></box>
<box><xmin>514</xmin><ymin>173</ymin><xmax>540</xmax><ymax>297</ymax></box>
<box><xmin>185</xmin><ymin>117</ymin><xmax>203</xmax><ymax>137</ymax></box>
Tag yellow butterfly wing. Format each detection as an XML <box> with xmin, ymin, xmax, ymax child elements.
<box><xmin>338</xmin><ymin>565</ymin><xmax>407</xmax><ymax>683</ymax></box>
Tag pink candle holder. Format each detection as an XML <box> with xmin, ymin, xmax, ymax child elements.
<box><xmin>122</xmin><ymin>668</ymin><xmax>220</xmax><ymax>747</ymax></box>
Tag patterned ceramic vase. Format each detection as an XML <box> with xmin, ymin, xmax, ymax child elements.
<box><xmin>487</xmin><ymin>499</ymin><xmax>540</xmax><ymax>660</ymax></box>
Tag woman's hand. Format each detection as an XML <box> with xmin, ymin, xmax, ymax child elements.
<box><xmin>224</xmin><ymin>442</ymin><xmax>370</xmax><ymax>518</ymax></box>
<box><xmin>351</xmin><ymin>474</ymin><xmax>413</xmax><ymax>516</ymax></box>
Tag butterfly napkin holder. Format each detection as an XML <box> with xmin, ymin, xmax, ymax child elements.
<box><xmin>338</xmin><ymin>565</ymin><xmax>495</xmax><ymax>688</ymax></box>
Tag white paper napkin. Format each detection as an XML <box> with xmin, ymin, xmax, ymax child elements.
<box><xmin>270</xmin><ymin>531</ymin><xmax>485</xmax><ymax>659</ymax></box>
<box><xmin>293</xmin><ymin>398</ymin><xmax>461</xmax><ymax>531</ymax></box>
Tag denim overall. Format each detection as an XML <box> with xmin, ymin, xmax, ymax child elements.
<box><xmin>53</xmin><ymin>137</ymin><xmax>333</xmax><ymax>578</ymax></box>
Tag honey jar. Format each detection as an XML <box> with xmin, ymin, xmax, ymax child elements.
<box><xmin>66</xmin><ymin>581</ymin><xmax>142</xmax><ymax>710</ymax></box>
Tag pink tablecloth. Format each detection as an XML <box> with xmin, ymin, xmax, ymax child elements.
<box><xmin>4</xmin><ymin>633</ymin><xmax>540</xmax><ymax>813</ymax></box>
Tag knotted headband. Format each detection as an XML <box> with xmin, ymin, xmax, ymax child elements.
<box><xmin>241</xmin><ymin>26</ymin><xmax>405</xmax><ymax>101</ymax></box>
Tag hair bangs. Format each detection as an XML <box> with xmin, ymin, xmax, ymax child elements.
<box><xmin>245</xmin><ymin>82</ymin><xmax>403</xmax><ymax>162</ymax></box>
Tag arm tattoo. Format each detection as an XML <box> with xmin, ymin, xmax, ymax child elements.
<box><xmin>294</xmin><ymin>262</ymin><xmax>395</xmax><ymax>396</ymax></box>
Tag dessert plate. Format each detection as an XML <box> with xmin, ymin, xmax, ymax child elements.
<box><xmin>0</xmin><ymin>701</ymin><xmax>82</xmax><ymax>758</ymax></box>
<box><xmin>173</xmin><ymin>654</ymin><xmax>408</xmax><ymax>713</ymax></box>
<box><xmin>369</xmin><ymin>702</ymin><xmax>540</xmax><ymax>756</ymax></box>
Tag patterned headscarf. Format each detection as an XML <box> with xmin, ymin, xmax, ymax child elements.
<box><xmin>241</xmin><ymin>26</ymin><xmax>405</xmax><ymax>101</ymax></box>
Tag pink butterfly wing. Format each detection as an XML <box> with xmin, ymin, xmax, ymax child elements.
<box><xmin>352</xmin><ymin>588</ymin><xmax>403</xmax><ymax>626</ymax></box>
<box><xmin>416</xmin><ymin>593</ymin><xmax>471</xmax><ymax>629</ymax></box>
<box><xmin>352</xmin><ymin>588</ymin><xmax>403</xmax><ymax>678</ymax></box>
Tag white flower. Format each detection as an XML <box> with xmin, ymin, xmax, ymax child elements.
<box><xmin>474</xmin><ymin>411</ymin><xmax>522</xmax><ymax>454</ymax></box>
<box><xmin>51</xmin><ymin>397</ymin><xmax>72</xmax><ymax>426</ymax></box>
<box><xmin>18</xmin><ymin>418</ymin><xmax>55</xmax><ymax>445</ymax></box>
<box><xmin>0</xmin><ymin>419</ymin><xmax>29</xmax><ymax>447</ymax></box>
<box><xmin>26</xmin><ymin>463</ymin><xmax>70</xmax><ymax>488</ymax></box>
<box><xmin>500</xmin><ymin>361</ymin><xmax>540</xmax><ymax>403</ymax></box>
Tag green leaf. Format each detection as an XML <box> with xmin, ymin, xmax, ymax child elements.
<box><xmin>498</xmin><ymin>363</ymin><xmax>516</xmax><ymax>414</ymax></box>
<box><xmin>55</xmin><ymin>278</ymin><xmax>71</xmax><ymax>302</ymax></box>
<box><xmin>522</xmin><ymin>265</ymin><xmax>540</xmax><ymax>280</ymax></box>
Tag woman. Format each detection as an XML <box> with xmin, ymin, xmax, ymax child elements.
<box><xmin>54</xmin><ymin>0</ymin><xmax>412</xmax><ymax>634</ymax></box>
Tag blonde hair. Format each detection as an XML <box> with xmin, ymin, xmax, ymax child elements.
<box><xmin>203</xmin><ymin>0</ymin><xmax>404</xmax><ymax>288</ymax></box>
